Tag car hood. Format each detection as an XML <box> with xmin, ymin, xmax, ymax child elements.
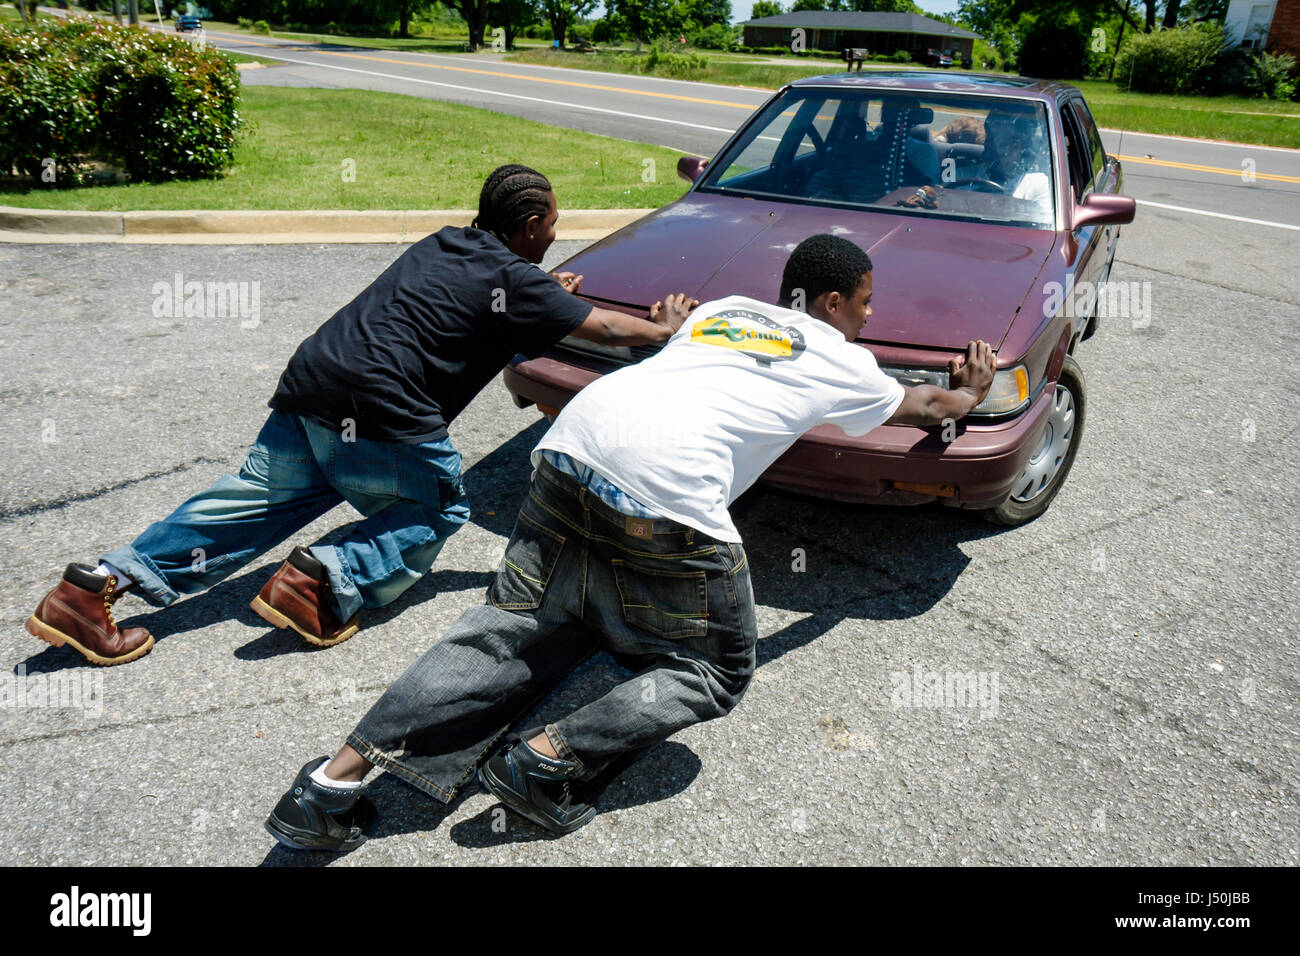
<box><xmin>560</xmin><ymin>193</ymin><xmax>1057</xmax><ymax>350</ymax></box>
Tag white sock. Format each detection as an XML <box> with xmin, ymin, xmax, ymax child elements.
<box><xmin>95</xmin><ymin>562</ymin><xmax>134</xmax><ymax>589</ymax></box>
<box><xmin>311</xmin><ymin>760</ymin><xmax>363</xmax><ymax>790</ymax></box>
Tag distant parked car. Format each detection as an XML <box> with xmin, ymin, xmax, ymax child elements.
<box><xmin>175</xmin><ymin>14</ymin><xmax>202</xmax><ymax>33</ymax></box>
<box><xmin>504</xmin><ymin>72</ymin><xmax>1136</xmax><ymax>525</ymax></box>
<box><xmin>922</xmin><ymin>48</ymin><xmax>953</xmax><ymax>68</ymax></box>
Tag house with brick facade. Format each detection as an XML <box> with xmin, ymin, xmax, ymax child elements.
<box><xmin>1224</xmin><ymin>0</ymin><xmax>1300</xmax><ymax>58</ymax></box>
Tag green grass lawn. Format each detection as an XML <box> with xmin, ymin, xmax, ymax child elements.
<box><xmin>0</xmin><ymin>86</ymin><xmax>688</xmax><ymax>211</ymax></box>
<box><xmin>1071</xmin><ymin>79</ymin><xmax>1300</xmax><ymax>147</ymax></box>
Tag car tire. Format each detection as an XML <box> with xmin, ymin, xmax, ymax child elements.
<box><xmin>982</xmin><ymin>355</ymin><xmax>1085</xmax><ymax>527</ymax></box>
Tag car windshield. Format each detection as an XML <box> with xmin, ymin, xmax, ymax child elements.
<box><xmin>697</xmin><ymin>88</ymin><xmax>1056</xmax><ymax>229</ymax></box>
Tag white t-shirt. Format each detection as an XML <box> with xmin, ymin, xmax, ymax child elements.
<box><xmin>534</xmin><ymin>295</ymin><xmax>905</xmax><ymax>542</ymax></box>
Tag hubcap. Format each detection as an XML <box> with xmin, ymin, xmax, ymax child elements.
<box><xmin>1009</xmin><ymin>384</ymin><xmax>1075</xmax><ymax>503</ymax></box>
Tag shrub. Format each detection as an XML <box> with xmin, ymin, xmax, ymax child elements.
<box><xmin>236</xmin><ymin>16</ymin><xmax>252</xmax><ymax>28</ymax></box>
<box><xmin>0</xmin><ymin>19</ymin><xmax>241</xmax><ymax>184</ymax></box>
<box><xmin>1245</xmin><ymin>50</ymin><xmax>1298</xmax><ymax>100</ymax></box>
<box><xmin>1112</xmin><ymin>23</ymin><xmax>1228</xmax><ymax>95</ymax></box>
<box><xmin>253</xmin><ymin>19</ymin><xmax>271</xmax><ymax>34</ymax></box>
<box><xmin>0</xmin><ymin>21</ymin><xmax>98</xmax><ymax>181</ymax></box>
<box><xmin>891</xmin><ymin>48</ymin><xmax>912</xmax><ymax>63</ymax></box>
<box><xmin>690</xmin><ymin>23</ymin><xmax>737</xmax><ymax>51</ymax></box>
<box><xmin>629</xmin><ymin>43</ymin><xmax>708</xmax><ymax>78</ymax></box>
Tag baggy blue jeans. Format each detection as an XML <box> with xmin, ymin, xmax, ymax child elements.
<box><xmin>101</xmin><ymin>410</ymin><xmax>470</xmax><ymax>620</ymax></box>
<box><xmin>346</xmin><ymin>455</ymin><xmax>758</xmax><ymax>803</ymax></box>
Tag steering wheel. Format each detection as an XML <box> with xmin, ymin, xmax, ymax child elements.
<box><xmin>946</xmin><ymin>177</ymin><xmax>1008</xmax><ymax>193</ymax></box>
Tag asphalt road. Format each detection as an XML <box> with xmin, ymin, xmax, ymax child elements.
<box><xmin>1</xmin><ymin>204</ymin><xmax>1297</xmax><ymax>864</ymax></box>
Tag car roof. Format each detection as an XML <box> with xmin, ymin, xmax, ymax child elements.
<box><xmin>786</xmin><ymin>70</ymin><xmax>1078</xmax><ymax>103</ymax></box>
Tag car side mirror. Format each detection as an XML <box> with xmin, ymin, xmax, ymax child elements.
<box><xmin>677</xmin><ymin>156</ymin><xmax>708</xmax><ymax>184</ymax></box>
<box><xmin>1072</xmin><ymin>193</ymin><xmax>1136</xmax><ymax>231</ymax></box>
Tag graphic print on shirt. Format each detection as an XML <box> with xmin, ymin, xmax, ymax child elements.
<box><xmin>689</xmin><ymin>309</ymin><xmax>806</xmax><ymax>366</ymax></box>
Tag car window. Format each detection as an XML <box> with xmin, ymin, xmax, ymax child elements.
<box><xmin>699</xmin><ymin>88</ymin><xmax>1056</xmax><ymax>229</ymax></box>
<box><xmin>1061</xmin><ymin>105</ymin><xmax>1093</xmax><ymax>202</ymax></box>
<box><xmin>712</xmin><ymin>101</ymin><xmax>802</xmax><ymax>184</ymax></box>
<box><xmin>1068</xmin><ymin>100</ymin><xmax>1108</xmax><ymax>192</ymax></box>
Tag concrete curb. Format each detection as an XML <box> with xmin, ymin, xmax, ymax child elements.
<box><xmin>0</xmin><ymin>207</ymin><xmax>654</xmax><ymax>244</ymax></box>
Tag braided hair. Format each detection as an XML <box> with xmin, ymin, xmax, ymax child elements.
<box><xmin>473</xmin><ymin>165</ymin><xmax>553</xmax><ymax>242</ymax></box>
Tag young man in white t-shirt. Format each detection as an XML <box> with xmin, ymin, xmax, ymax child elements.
<box><xmin>262</xmin><ymin>234</ymin><xmax>997</xmax><ymax>848</ymax></box>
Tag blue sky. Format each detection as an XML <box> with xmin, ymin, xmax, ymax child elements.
<box><xmin>731</xmin><ymin>2</ymin><xmax>963</xmax><ymax>22</ymax></box>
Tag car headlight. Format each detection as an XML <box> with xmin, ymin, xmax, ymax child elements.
<box><xmin>880</xmin><ymin>364</ymin><xmax>1030</xmax><ymax>416</ymax></box>
<box><xmin>973</xmin><ymin>365</ymin><xmax>1030</xmax><ymax>415</ymax></box>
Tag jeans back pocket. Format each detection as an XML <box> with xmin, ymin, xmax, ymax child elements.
<box><xmin>488</xmin><ymin>510</ymin><xmax>566</xmax><ymax>611</ymax></box>
<box><xmin>612</xmin><ymin>559</ymin><xmax>709</xmax><ymax>640</ymax></box>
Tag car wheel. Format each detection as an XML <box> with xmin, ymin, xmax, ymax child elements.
<box><xmin>982</xmin><ymin>355</ymin><xmax>1085</xmax><ymax>526</ymax></box>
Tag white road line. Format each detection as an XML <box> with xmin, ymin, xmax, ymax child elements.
<box><xmin>1102</xmin><ymin>127</ymin><xmax>1300</xmax><ymax>154</ymax></box>
<box><xmin>249</xmin><ymin>53</ymin><xmax>739</xmax><ymax>135</ymax></box>
<box><xmin>1136</xmin><ymin>199</ymin><xmax>1300</xmax><ymax>231</ymax></box>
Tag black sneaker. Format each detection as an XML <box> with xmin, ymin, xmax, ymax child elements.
<box><xmin>265</xmin><ymin>757</ymin><xmax>375</xmax><ymax>852</ymax></box>
<box><xmin>478</xmin><ymin>738</ymin><xmax>597</xmax><ymax>835</ymax></box>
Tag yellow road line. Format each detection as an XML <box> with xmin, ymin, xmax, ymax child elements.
<box><xmin>1115</xmin><ymin>153</ymin><xmax>1300</xmax><ymax>183</ymax></box>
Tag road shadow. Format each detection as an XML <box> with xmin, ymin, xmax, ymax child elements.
<box><xmin>257</xmin><ymin>783</ymin><xmax>477</xmax><ymax>868</ymax></box>
<box><xmin>731</xmin><ymin>483</ymin><xmax>1007</xmax><ymax>667</ymax></box>
<box><xmin>458</xmin><ymin>417</ymin><xmax>548</xmax><ymax>539</ymax></box>
<box><xmin>448</xmin><ymin>741</ymin><xmax>701</xmax><ymax>847</ymax></box>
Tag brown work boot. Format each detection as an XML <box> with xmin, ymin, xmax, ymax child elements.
<box><xmin>26</xmin><ymin>564</ymin><xmax>155</xmax><ymax>666</ymax></box>
<box><xmin>250</xmin><ymin>547</ymin><xmax>359</xmax><ymax>648</ymax></box>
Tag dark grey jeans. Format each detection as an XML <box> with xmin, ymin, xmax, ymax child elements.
<box><xmin>347</xmin><ymin>456</ymin><xmax>757</xmax><ymax>803</ymax></box>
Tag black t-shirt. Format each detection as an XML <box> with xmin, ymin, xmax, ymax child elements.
<box><xmin>269</xmin><ymin>227</ymin><xmax>592</xmax><ymax>443</ymax></box>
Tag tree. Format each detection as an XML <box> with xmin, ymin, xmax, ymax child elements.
<box><xmin>848</xmin><ymin>1</ymin><xmax>922</xmax><ymax>10</ymax></box>
<box><xmin>449</xmin><ymin>0</ymin><xmax>491</xmax><ymax>47</ymax></box>
<box><xmin>381</xmin><ymin>0</ymin><xmax>436</xmax><ymax>38</ymax></box>
<box><xmin>542</xmin><ymin>0</ymin><xmax>595</xmax><ymax>48</ymax></box>
<box><xmin>489</xmin><ymin>0</ymin><xmax>540</xmax><ymax>48</ymax></box>
<box><xmin>749</xmin><ymin>0</ymin><xmax>784</xmax><ymax>18</ymax></box>
<box><xmin>607</xmin><ymin>0</ymin><xmax>684</xmax><ymax>51</ymax></box>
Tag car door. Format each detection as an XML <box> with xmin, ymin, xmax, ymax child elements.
<box><xmin>1061</xmin><ymin>97</ymin><xmax>1106</xmax><ymax>330</ymax></box>
<box><xmin>1069</xmin><ymin>98</ymin><xmax>1122</xmax><ymax>293</ymax></box>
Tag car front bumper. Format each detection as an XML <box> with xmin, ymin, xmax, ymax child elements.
<box><xmin>503</xmin><ymin>354</ymin><xmax>1054</xmax><ymax>510</ymax></box>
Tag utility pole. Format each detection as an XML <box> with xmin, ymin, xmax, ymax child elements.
<box><xmin>129</xmin><ymin>0</ymin><xmax>140</xmax><ymax>25</ymax></box>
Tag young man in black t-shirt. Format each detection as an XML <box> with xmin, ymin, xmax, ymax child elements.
<box><xmin>26</xmin><ymin>165</ymin><xmax>697</xmax><ymax>666</ymax></box>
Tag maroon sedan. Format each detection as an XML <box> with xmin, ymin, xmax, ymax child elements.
<box><xmin>504</xmin><ymin>72</ymin><xmax>1136</xmax><ymax>525</ymax></box>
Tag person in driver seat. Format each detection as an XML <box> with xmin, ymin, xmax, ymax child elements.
<box><xmin>973</xmin><ymin>107</ymin><xmax>1051</xmax><ymax>211</ymax></box>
